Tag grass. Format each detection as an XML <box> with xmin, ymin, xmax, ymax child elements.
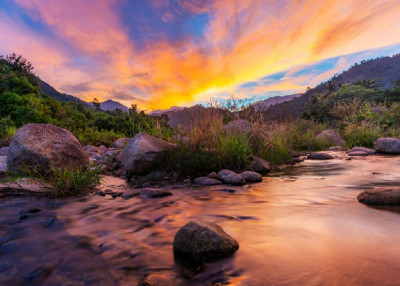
<box><xmin>9</xmin><ymin>164</ymin><xmax>103</xmax><ymax>197</ymax></box>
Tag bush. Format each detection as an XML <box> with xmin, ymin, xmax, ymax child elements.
<box><xmin>343</xmin><ymin>125</ymin><xmax>382</xmax><ymax>148</ymax></box>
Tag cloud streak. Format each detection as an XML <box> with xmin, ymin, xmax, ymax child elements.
<box><xmin>1</xmin><ymin>0</ymin><xmax>400</xmax><ymax>109</ymax></box>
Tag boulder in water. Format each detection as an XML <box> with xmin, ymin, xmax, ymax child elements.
<box><xmin>357</xmin><ymin>188</ymin><xmax>400</xmax><ymax>206</ymax></box>
<box><xmin>374</xmin><ymin>138</ymin><xmax>400</xmax><ymax>154</ymax></box>
<box><xmin>348</xmin><ymin>146</ymin><xmax>376</xmax><ymax>155</ymax></box>
<box><xmin>239</xmin><ymin>171</ymin><xmax>262</xmax><ymax>182</ymax></box>
<box><xmin>218</xmin><ymin>170</ymin><xmax>245</xmax><ymax>185</ymax></box>
<box><xmin>347</xmin><ymin>151</ymin><xmax>369</xmax><ymax>157</ymax></box>
<box><xmin>246</xmin><ymin>155</ymin><xmax>271</xmax><ymax>174</ymax></box>
<box><xmin>173</xmin><ymin>220</ymin><xmax>239</xmax><ymax>262</ymax></box>
<box><xmin>307</xmin><ymin>152</ymin><xmax>333</xmax><ymax>160</ymax></box>
<box><xmin>120</xmin><ymin>132</ymin><xmax>175</xmax><ymax>176</ymax></box>
<box><xmin>7</xmin><ymin>124</ymin><xmax>88</xmax><ymax>174</ymax></box>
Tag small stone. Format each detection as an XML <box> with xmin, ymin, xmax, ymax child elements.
<box><xmin>218</xmin><ymin>170</ymin><xmax>245</xmax><ymax>186</ymax></box>
<box><xmin>307</xmin><ymin>152</ymin><xmax>334</xmax><ymax>160</ymax></box>
<box><xmin>239</xmin><ymin>171</ymin><xmax>262</xmax><ymax>183</ymax></box>
<box><xmin>139</xmin><ymin>188</ymin><xmax>172</xmax><ymax>198</ymax></box>
<box><xmin>206</xmin><ymin>172</ymin><xmax>219</xmax><ymax>179</ymax></box>
<box><xmin>194</xmin><ymin>177</ymin><xmax>223</xmax><ymax>186</ymax></box>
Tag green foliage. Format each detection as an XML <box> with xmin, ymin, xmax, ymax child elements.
<box><xmin>342</xmin><ymin>126</ymin><xmax>381</xmax><ymax>148</ymax></box>
<box><xmin>216</xmin><ymin>132</ymin><xmax>252</xmax><ymax>170</ymax></box>
<box><xmin>24</xmin><ymin>165</ymin><xmax>102</xmax><ymax>197</ymax></box>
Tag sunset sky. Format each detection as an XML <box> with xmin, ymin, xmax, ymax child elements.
<box><xmin>1</xmin><ymin>0</ymin><xmax>400</xmax><ymax>110</ymax></box>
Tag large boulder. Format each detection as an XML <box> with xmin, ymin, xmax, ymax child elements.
<box><xmin>246</xmin><ymin>155</ymin><xmax>271</xmax><ymax>174</ymax></box>
<box><xmin>120</xmin><ymin>133</ymin><xmax>175</xmax><ymax>176</ymax></box>
<box><xmin>217</xmin><ymin>169</ymin><xmax>245</xmax><ymax>185</ymax></box>
<box><xmin>7</xmin><ymin>124</ymin><xmax>88</xmax><ymax>174</ymax></box>
<box><xmin>357</xmin><ymin>188</ymin><xmax>400</xmax><ymax>206</ymax></box>
<box><xmin>307</xmin><ymin>152</ymin><xmax>333</xmax><ymax>160</ymax></box>
<box><xmin>374</xmin><ymin>138</ymin><xmax>400</xmax><ymax>154</ymax></box>
<box><xmin>316</xmin><ymin>130</ymin><xmax>345</xmax><ymax>146</ymax></box>
<box><xmin>173</xmin><ymin>221</ymin><xmax>239</xmax><ymax>262</ymax></box>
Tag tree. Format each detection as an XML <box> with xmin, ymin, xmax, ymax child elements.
<box><xmin>92</xmin><ymin>98</ymin><xmax>101</xmax><ymax>111</ymax></box>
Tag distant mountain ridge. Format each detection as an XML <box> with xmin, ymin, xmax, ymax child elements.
<box><xmin>252</xmin><ymin>93</ymin><xmax>302</xmax><ymax>111</ymax></box>
<box><xmin>94</xmin><ymin>99</ymin><xmax>129</xmax><ymax>112</ymax></box>
<box><xmin>263</xmin><ymin>53</ymin><xmax>400</xmax><ymax>121</ymax></box>
<box><xmin>38</xmin><ymin>77</ymin><xmax>86</xmax><ymax>104</ymax></box>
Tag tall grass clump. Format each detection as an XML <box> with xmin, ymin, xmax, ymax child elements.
<box><xmin>342</xmin><ymin>125</ymin><xmax>382</xmax><ymax>148</ymax></box>
<box><xmin>216</xmin><ymin>132</ymin><xmax>253</xmax><ymax>170</ymax></box>
<box><xmin>18</xmin><ymin>165</ymin><xmax>102</xmax><ymax>197</ymax></box>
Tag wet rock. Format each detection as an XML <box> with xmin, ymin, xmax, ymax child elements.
<box><xmin>317</xmin><ymin>130</ymin><xmax>345</xmax><ymax>146</ymax></box>
<box><xmin>374</xmin><ymin>138</ymin><xmax>400</xmax><ymax>154</ymax></box>
<box><xmin>307</xmin><ymin>152</ymin><xmax>333</xmax><ymax>160</ymax></box>
<box><xmin>194</xmin><ymin>177</ymin><xmax>223</xmax><ymax>186</ymax></box>
<box><xmin>347</xmin><ymin>151</ymin><xmax>369</xmax><ymax>157</ymax></box>
<box><xmin>293</xmin><ymin>158</ymin><xmax>302</xmax><ymax>163</ymax></box>
<box><xmin>328</xmin><ymin>146</ymin><xmax>343</xmax><ymax>151</ymax></box>
<box><xmin>357</xmin><ymin>188</ymin><xmax>400</xmax><ymax>206</ymax></box>
<box><xmin>7</xmin><ymin>123</ymin><xmax>88</xmax><ymax>174</ymax></box>
<box><xmin>120</xmin><ymin>132</ymin><xmax>175</xmax><ymax>176</ymax></box>
<box><xmin>173</xmin><ymin>220</ymin><xmax>239</xmax><ymax>262</ymax></box>
<box><xmin>94</xmin><ymin>191</ymin><xmax>105</xmax><ymax>197</ymax></box>
<box><xmin>348</xmin><ymin>146</ymin><xmax>376</xmax><ymax>155</ymax></box>
<box><xmin>121</xmin><ymin>190</ymin><xmax>139</xmax><ymax>199</ymax></box>
<box><xmin>218</xmin><ymin>170</ymin><xmax>245</xmax><ymax>186</ymax></box>
<box><xmin>112</xmin><ymin>138</ymin><xmax>130</xmax><ymax>149</ymax></box>
<box><xmin>139</xmin><ymin>188</ymin><xmax>172</xmax><ymax>198</ymax></box>
<box><xmin>239</xmin><ymin>171</ymin><xmax>262</xmax><ymax>183</ymax></box>
<box><xmin>206</xmin><ymin>172</ymin><xmax>219</xmax><ymax>179</ymax></box>
<box><xmin>246</xmin><ymin>155</ymin><xmax>271</xmax><ymax>175</ymax></box>
<box><xmin>0</xmin><ymin>147</ymin><xmax>9</xmax><ymax>156</ymax></box>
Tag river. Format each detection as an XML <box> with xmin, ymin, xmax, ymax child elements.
<box><xmin>1</xmin><ymin>154</ymin><xmax>400</xmax><ymax>285</ymax></box>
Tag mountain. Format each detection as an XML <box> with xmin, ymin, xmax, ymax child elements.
<box><xmin>149</xmin><ymin>106</ymin><xmax>184</xmax><ymax>116</ymax></box>
<box><xmin>252</xmin><ymin>93</ymin><xmax>302</xmax><ymax>112</ymax></box>
<box><xmin>38</xmin><ymin>77</ymin><xmax>86</xmax><ymax>104</ymax></box>
<box><xmin>263</xmin><ymin>53</ymin><xmax>400</xmax><ymax>121</ymax></box>
<box><xmin>91</xmin><ymin>99</ymin><xmax>129</xmax><ymax>112</ymax></box>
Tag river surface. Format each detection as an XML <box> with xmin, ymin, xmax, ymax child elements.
<box><xmin>2</xmin><ymin>155</ymin><xmax>400</xmax><ymax>285</ymax></box>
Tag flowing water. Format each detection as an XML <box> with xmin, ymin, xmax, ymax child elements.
<box><xmin>2</xmin><ymin>155</ymin><xmax>400</xmax><ymax>285</ymax></box>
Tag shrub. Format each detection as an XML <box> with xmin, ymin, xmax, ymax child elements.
<box><xmin>343</xmin><ymin>125</ymin><xmax>382</xmax><ymax>148</ymax></box>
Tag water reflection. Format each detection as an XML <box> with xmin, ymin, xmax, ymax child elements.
<box><xmin>1</xmin><ymin>155</ymin><xmax>400</xmax><ymax>285</ymax></box>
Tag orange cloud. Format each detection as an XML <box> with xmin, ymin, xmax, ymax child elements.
<box><xmin>2</xmin><ymin>0</ymin><xmax>400</xmax><ymax>110</ymax></box>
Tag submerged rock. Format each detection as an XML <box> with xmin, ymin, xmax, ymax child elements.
<box><xmin>7</xmin><ymin>124</ymin><xmax>88</xmax><ymax>174</ymax></box>
<box><xmin>239</xmin><ymin>171</ymin><xmax>262</xmax><ymax>183</ymax></box>
<box><xmin>348</xmin><ymin>146</ymin><xmax>376</xmax><ymax>155</ymax></box>
<box><xmin>357</xmin><ymin>188</ymin><xmax>400</xmax><ymax>206</ymax></box>
<box><xmin>194</xmin><ymin>177</ymin><xmax>222</xmax><ymax>186</ymax></box>
<box><xmin>307</xmin><ymin>152</ymin><xmax>334</xmax><ymax>160</ymax></box>
<box><xmin>173</xmin><ymin>220</ymin><xmax>239</xmax><ymax>262</ymax></box>
<box><xmin>246</xmin><ymin>155</ymin><xmax>271</xmax><ymax>174</ymax></box>
<box><xmin>374</xmin><ymin>138</ymin><xmax>400</xmax><ymax>154</ymax></box>
<box><xmin>317</xmin><ymin>130</ymin><xmax>345</xmax><ymax>146</ymax></box>
<box><xmin>347</xmin><ymin>151</ymin><xmax>369</xmax><ymax>157</ymax></box>
<box><xmin>120</xmin><ymin>132</ymin><xmax>175</xmax><ymax>176</ymax></box>
<box><xmin>217</xmin><ymin>170</ymin><xmax>245</xmax><ymax>186</ymax></box>
<box><xmin>139</xmin><ymin>188</ymin><xmax>172</xmax><ymax>198</ymax></box>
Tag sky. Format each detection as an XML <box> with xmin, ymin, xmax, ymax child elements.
<box><xmin>1</xmin><ymin>0</ymin><xmax>400</xmax><ymax>110</ymax></box>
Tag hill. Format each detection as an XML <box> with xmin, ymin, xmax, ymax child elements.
<box><xmin>263</xmin><ymin>53</ymin><xmax>400</xmax><ymax>121</ymax></box>
<box><xmin>38</xmin><ymin>78</ymin><xmax>86</xmax><ymax>104</ymax></box>
<box><xmin>93</xmin><ymin>99</ymin><xmax>129</xmax><ymax>112</ymax></box>
<box><xmin>252</xmin><ymin>93</ymin><xmax>302</xmax><ymax>112</ymax></box>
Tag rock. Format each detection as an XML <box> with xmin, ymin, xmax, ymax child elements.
<box><xmin>139</xmin><ymin>188</ymin><xmax>172</xmax><ymax>198</ymax></box>
<box><xmin>223</xmin><ymin>119</ymin><xmax>252</xmax><ymax>133</ymax></box>
<box><xmin>239</xmin><ymin>171</ymin><xmax>262</xmax><ymax>183</ymax></box>
<box><xmin>0</xmin><ymin>147</ymin><xmax>9</xmax><ymax>156</ymax></box>
<box><xmin>317</xmin><ymin>130</ymin><xmax>345</xmax><ymax>146</ymax></box>
<box><xmin>0</xmin><ymin>156</ymin><xmax>7</xmax><ymax>174</ymax></box>
<box><xmin>173</xmin><ymin>220</ymin><xmax>239</xmax><ymax>262</ymax></box>
<box><xmin>348</xmin><ymin>146</ymin><xmax>376</xmax><ymax>155</ymax></box>
<box><xmin>7</xmin><ymin>124</ymin><xmax>89</xmax><ymax>174</ymax></box>
<box><xmin>194</xmin><ymin>177</ymin><xmax>223</xmax><ymax>186</ymax></box>
<box><xmin>121</xmin><ymin>190</ymin><xmax>139</xmax><ymax>199</ymax></box>
<box><xmin>246</xmin><ymin>155</ymin><xmax>271</xmax><ymax>175</ymax></box>
<box><xmin>112</xmin><ymin>138</ymin><xmax>130</xmax><ymax>149</ymax></box>
<box><xmin>183</xmin><ymin>179</ymin><xmax>191</xmax><ymax>184</ymax></box>
<box><xmin>347</xmin><ymin>151</ymin><xmax>369</xmax><ymax>157</ymax></box>
<box><xmin>217</xmin><ymin>170</ymin><xmax>245</xmax><ymax>185</ymax></box>
<box><xmin>328</xmin><ymin>146</ymin><xmax>343</xmax><ymax>151</ymax></box>
<box><xmin>206</xmin><ymin>172</ymin><xmax>219</xmax><ymax>179</ymax></box>
<box><xmin>357</xmin><ymin>188</ymin><xmax>400</xmax><ymax>206</ymax></box>
<box><xmin>120</xmin><ymin>132</ymin><xmax>175</xmax><ymax>176</ymax></box>
<box><xmin>374</xmin><ymin>138</ymin><xmax>400</xmax><ymax>154</ymax></box>
<box><xmin>307</xmin><ymin>152</ymin><xmax>334</xmax><ymax>160</ymax></box>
